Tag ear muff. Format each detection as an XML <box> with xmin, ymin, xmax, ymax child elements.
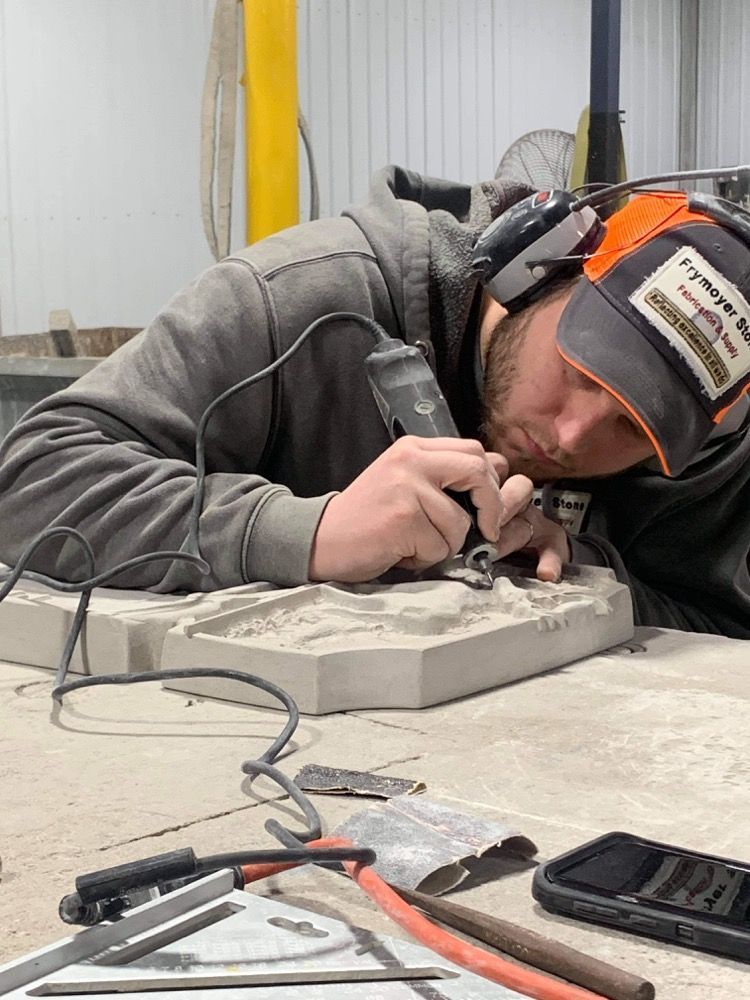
<box><xmin>471</xmin><ymin>190</ymin><xmax>606</xmax><ymax>313</ymax></box>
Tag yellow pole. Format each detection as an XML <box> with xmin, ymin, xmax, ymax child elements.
<box><xmin>244</xmin><ymin>0</ymin><xmax>299</xmax><ymax>243</ymax></box>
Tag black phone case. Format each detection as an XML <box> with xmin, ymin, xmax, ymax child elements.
<box><xmin>532</xmin><ymin>832</ymin><xmax>750</xmax><ymax>962</ymax></box>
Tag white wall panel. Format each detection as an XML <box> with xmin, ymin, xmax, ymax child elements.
<box><xmin>697</xmin><ymin>0</ymin><xmax>750</xmax><ymax>170</ymax></box>
<box><xmin>297</xmin><ymin>0</ymin><xmax>684</xmax><ymax>219</ymax></box>
<box><xmin>620</xmin><ymin>0</ymin><xmax>681</xmax><ymax>176</ymax></box>
<box><xmin>0</xmin><ymin>0</ymin><xmax>223</xmax><ymax>336</ymax></box>
<box><xmin>0</xmin><ymin>1</ymin><xmax>14</xmax><ymax>337</ymax></box>
<box><xmin>298</xmin><ymin>0</ymin><xmax>592</xmax><ymax>203</ymax></box>
<box><xmin>1</xmin><ymin>0</ymin><xmax>741</xmax><ymax>339</ymax></box>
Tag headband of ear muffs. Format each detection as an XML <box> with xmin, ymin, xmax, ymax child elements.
<box><xmin>472</xmin><ymin>169</ymin><xmax>750</xmax><ymax>314</ymax></box>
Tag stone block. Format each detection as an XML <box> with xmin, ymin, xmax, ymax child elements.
<box><xmin>0</xmin><ymin>574</ymin><xmax>280</xmax><ymax>676</ymax></box>
<box><xmin>161</xmin><ymin>568</ymin><xmax>633</xmax><ymax>714</ymax></box>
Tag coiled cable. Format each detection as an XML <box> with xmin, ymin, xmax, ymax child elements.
<box><xmin>0</xmin><ymin>310</ymin><xmax>389</xmax><ymax>687</ymax></box>
<box><xmin>0</xmin><ymin>311</ymin><xmax>391</xmax><ymax>851</ymax></box>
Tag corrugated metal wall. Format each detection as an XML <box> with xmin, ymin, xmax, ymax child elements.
<box><xmin>620</xmin><ymin>0</ymin><xmax>682</xmax><ymax>177</ymax></box>
<box><xmin>697</xmin><ymin>1</ymin><xmax>750</xmax><ymax>168</ymax></box>
<box><xmin>298</xmin><ymin>0</ymin><xmax>595</xmax><ymax>212</ymax></box>
<box><xmin>0</xmin><ymin>0</ymin><xmax>744</xmax><ymax>338</ymax></box>
<box><xmin>297</xmin><ymin>0</ymin><xmax>682</xmax><ymax>218</ymax></box>
<box><xmin>0</xmin><ymin>0</ymin><xmax>225</xmax><ymax>337</ymax></box>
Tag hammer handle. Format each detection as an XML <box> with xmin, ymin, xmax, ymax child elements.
<box><xmin>394</xmin><ymin>886</ymin><xmax>654</xmax><ymax>1000</ymax></box>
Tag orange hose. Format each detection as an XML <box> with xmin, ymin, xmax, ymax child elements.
<box><xmin>344</xmin><ymin>856</ymin><xmax>605</xmax><ymax>1000</ymax></box>
<box><xmin>241</xmin><ymin>836</ymin><xmax>607</xmax><ymax>1000</ymax></box>
<box><xmin>240</xmin><ymin>837</ymin><xmax>345</xmax><ymax>883</ymax></box>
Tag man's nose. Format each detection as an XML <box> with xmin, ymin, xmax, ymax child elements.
<box><xmin>554</xmin><ymin>388</ymin><xmax>615</xmax><ymax>455</ymax></box>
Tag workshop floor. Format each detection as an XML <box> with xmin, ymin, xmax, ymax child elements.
<box><xmin>1</xmin><ymin>626</ymin><xmax>747</xmax><ymax>999</ymax></box>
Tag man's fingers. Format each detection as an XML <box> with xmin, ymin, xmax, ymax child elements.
<box><xmin>401</xmin><ymin>436</ymin><xmax>491</xmax><ymax>458</ymax></box>
<box><xmin>418</xmin><ymin>488</ymin><xmax>473</xmax><ymax>557</ymax></box>
<box><xmin>415</xmin><ymin>449</ymin><xmax>503</xmax><ymax>542</ymax></box>
<box><xmin>394</xmin><ymin>490</ymin><xmax>472</xmax><ymax>569</ymax></box>
<box><xmin>398</xmin><ymin>436</ymin><xmax>502</xmax><ymax>485</ymax></box>
<box><xmin>495</xmin><ymin>513</ymin><xmax>537</xmax><ymax>557</ymax></box>
<box><xmin>498</xmin><ymin>474</ymin><xmax>535</xmax><ymax>525</ymax></box>
<box><xmin>493</xmin><ymin>505</ymin><xmax>570</xmax><ymax>584</ymax></box>
<box><xmin>397</xmin><ymin>522</ymin><xmax>452</xmax><ymax>570</ymax></box>
<box><xmin>536</xmin><ymin>546</ymin><xmax>564</xmax><ymax>583</ymax></box>
<box><xmin>485</xmin><ymin>451</ymin><xmax>510</xmax><ymax>484</ymax></box>
<box><xmin>309</xmin><ymin>435</ymin><xmax>515</xmax><ymax>583</ymax></box>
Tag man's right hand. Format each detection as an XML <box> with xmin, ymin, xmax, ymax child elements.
<box><xmin>308</xmin><ymin>436</ymin><xmax>533</xmax><ymax>583</ymax></box>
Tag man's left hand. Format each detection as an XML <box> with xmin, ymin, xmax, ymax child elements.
<box><xmin>493</xmin><ymin>504</ymin><xmax>572</xmax><ymax>583</ymax></box>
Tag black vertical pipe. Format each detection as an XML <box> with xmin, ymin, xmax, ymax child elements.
<box><xmin>588</xmin><ymin>0</ymin><xmax>622</xmax><ymax>211</ymax></box>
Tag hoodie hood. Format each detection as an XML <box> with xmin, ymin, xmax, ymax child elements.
<box><xmin>343</xmin><ymin>165</ymin><xmax>437</xmax><ymax>342</ymax></box>
<box><xmin>345</xmin><ymin>164</ymin><xmax>532</xmax><ymax>428</ymax></box>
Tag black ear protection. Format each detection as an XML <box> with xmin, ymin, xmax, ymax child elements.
<box><xmin>472</xmin><ymin>165</ymin><xmax>750</xmax><ymax>314</ymax></box>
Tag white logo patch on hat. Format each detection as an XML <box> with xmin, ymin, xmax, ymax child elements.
<box><xmin>629</xmin><ymin>247</ymin><xmax>750</xmax><ymax>400</ymax></box>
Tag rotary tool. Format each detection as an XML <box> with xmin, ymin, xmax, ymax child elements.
<box><xmin>364</xmin><ymin>334</ymin><xmax>500</xmax><ymax>587</ymax></box>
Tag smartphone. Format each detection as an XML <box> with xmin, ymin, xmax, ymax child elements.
<box><xmin>532</xmin><ymin>831</ymin><xmax>750</xmax><ymax>961</ymax></box>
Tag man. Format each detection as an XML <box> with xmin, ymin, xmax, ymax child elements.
<box><xmin>0</xmin><ymin>166</ymin><xmax>748</xmax><ymax>637</ymax></box>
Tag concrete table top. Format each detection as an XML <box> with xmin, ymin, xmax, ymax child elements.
<box><xmin>0</xmin><ymin>625</ymin><xmax>747</xmax><ymax>999</ymax></box>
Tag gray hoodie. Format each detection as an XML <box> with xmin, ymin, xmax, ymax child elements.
<box><xmin>0</xmin><ymin>166</ymin><xmax>748</xmax><ymax>636</ymax></box>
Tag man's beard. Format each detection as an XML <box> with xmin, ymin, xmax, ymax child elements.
<box><xmin>479</xmin><ymin>309</ymin><xmax>544</xmax><ymax>479</ymax></box>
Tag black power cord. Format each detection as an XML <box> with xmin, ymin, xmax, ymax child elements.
<box><xmin>0</xmin><ymin>527</ymin><xmax>210</xmax><ymax>687</ymax></box>
<box><xmin>53</xmin><ymin>667</ymin><xmax>377</xmax><ymax>926</ymax></box>
<box><xmin>60</xmin><ymin>843</ymin><xmax>376</xmax><ymax>925</ymax></box>
<box><xmin>0</xmin><ymin>311</ymin><xmax>389</xmax><ymax>685</ymax></box>
<box><xmin>186</xmin><ymin>311</ymin><xmax>389</xmax><ymax>556</ymax></box>
<box><xmin>0</xmin><ymin>311</ymin><xmax>393</xmax><ymax>913</ymax></box>
<box><xmin>52</xmin><ymin>667</ymin><xmax>321</xmax><ymax>840</ymax></box>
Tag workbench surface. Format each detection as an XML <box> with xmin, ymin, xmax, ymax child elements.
<box><xmin>1</xmin><ymin>626</ymin><xmax>747</xmax><ymax>999</ymax></box>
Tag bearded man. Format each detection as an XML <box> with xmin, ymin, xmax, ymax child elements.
<box><xmin>0</xmin><ymin>166</ymin><xmax>748</xmax><ymax>637</ymax></box>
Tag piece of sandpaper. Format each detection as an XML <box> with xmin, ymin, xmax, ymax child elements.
<box><xmin>294</xmin><ymin>763</ymin><xmax>425</xmax><ymax>799</ymax></box>
<box><xmin>333</xmin><ymin>795</ymin><xmax>536</xmax><ymax>893</ymax></box>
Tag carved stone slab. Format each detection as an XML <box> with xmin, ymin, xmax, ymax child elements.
<box><xmin>161</xmin><ymin>569</ymin><xmax>633</xmax><ymax>714</ymax></box>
